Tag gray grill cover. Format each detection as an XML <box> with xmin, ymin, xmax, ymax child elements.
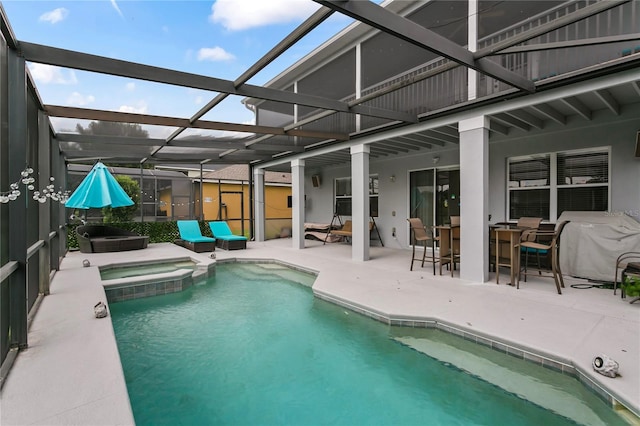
<box><xmin>558</xmin><ymin>211</ymin><xmax>640</xmax><ymax>282</ymax></box>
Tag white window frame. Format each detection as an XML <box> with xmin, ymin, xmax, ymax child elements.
<box><xmin>507</xmin><ymin>146</ymin><xmax>610</xmax><ymax>222</ymax></box>
<box><xmin>334</xmin><ymin>175</ymin><xmax>379</xmax><ymax>216</ymax></box>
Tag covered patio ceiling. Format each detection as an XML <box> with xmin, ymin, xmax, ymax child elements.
<box><xmin>7</xmin><ymin>0</ymin><xmax>640</xmax><ymax>170</ymax></box>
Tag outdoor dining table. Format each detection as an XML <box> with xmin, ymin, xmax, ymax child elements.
<box><xmin>434</xmin><ymin>224</ymin><xmax>460</xmax><ymax>277</ymax></box>
<box><xmin>490</xmin><ymin>224</ymin><xmax>528</xmax><ymax>286</ymax></box>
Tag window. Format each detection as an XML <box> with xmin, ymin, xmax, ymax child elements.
<box><xmin>556</xmin><ymin>150</ymin><xmax>608</xmax><ymax>214</ymax></box>
<box><xmin>507</xmin><ymin>148</ymin><xmax>609</xmax><ymax>221</ymax></box>
<box><xmin>334</xmin><ymin>175</ymin><xmax>379</xmax><ymax>217</ymax></box>
<box><xmin>508</xmin><ymin>154</ymin><xmax>551</xmax><ymax>220</ymax></box>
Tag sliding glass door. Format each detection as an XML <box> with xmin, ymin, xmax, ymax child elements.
<box><xmin>409</xmin><ymin>168</ymin><xmax>460</xmax><ymax>227</ymax></box>
<box><xmin>409</xmin><ymin>169</ymin><xmax>435</xmax><ymax>227</ymax></box>
<box><xmin>435</xmin><ymin>169</ymin><xmax>460</xmax><ymax>225</ymax></box>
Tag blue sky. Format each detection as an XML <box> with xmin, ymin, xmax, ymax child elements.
<box><xmin>2</xmin><ymin>0</ymin><xmax>358</xmax><ymax>138</ymax></box>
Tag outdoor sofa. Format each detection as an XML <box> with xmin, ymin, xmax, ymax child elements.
<box><xmin>76</xmin><ymin>224</ymin><xmax>149</xmax><ymax>253</ymax></box>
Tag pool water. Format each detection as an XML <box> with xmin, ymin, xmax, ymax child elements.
<box><xmin>110</xmin><ymin>263</ymin><xmax>624</xmax><ymax>426</ymax></box>
<box><xmin>100</xmin><ymin>260</ymin><xmax>197</xmax><ymax>280</ymax></box>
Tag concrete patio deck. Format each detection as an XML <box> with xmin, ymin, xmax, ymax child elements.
<box><xmin>1</xmin><ymin>239</ymin><xmax>638</xmax><ymax>425</ymax></box>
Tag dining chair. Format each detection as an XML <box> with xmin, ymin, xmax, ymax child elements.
<box><xmin>516</xmin><ymin>217</ymin><xmax>543</xmax><ymax>270</ymax></box>
<box><xmin>450</xmin><ymin>216</ymin><xmax>461</xmax><ymax>272</ymax></box>
<box><xmin>517</xmin><ymin>217</ymin><xmax>542</xmax><ymax>229</ymax></box>
<box><xmin>433</xmin><ymin>217</ymin><xmax>460</xmax><ymax>276</ymax></box>
<box><xmin>516</xmin><ymin>221</ymin><xmax>570</xmax><ymax>294</ymax></box>
<box><xmin>407</xmin><ymin>218</ymin><xmax>437</xmax><ymax>274</ymax></box>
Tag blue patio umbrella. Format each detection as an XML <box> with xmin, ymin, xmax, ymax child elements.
<box><xmin>66</xmin><ymin>162</ymin><xmax>134</xmax><ymax>209</ymax></box>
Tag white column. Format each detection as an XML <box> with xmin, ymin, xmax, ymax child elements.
<box><xmin>291</xmin><ymin>159</ymin><xmax>306</xmax><ymax>249</ymax></box>
<box><xmin>351</xmin><ymin>144</ymin><xmax>370</xmax><ymax>261</ymax></box>
<box><xmin>253</xmin><ymin>168</ymin><xmax>265</xmax><ymax>242</ymax></box>
<box><xmin>468</xmin><ymin>0</ymin><xmax>478</xmax><ymax>101</ymax></box>
<box><xmin>459</xmin><ymin>115</ymin><xmax>489</xmax><ymax>282</ymax></box>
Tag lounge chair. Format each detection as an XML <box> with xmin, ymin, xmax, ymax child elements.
<box><xmin>325</xmin><ymin>220</ymin><xmax>383</xmax><ymax>245</ymax></box>
<box><xmin>208</xmin><ymin>221</ymin><xmax>247</xmax><ymax>250</ymax></box>
<box><xmin>176</xmin><ymin>220</ymin><xmax>215</xmax><ymax>253</ymax></box>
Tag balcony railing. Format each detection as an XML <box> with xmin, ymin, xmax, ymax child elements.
<box><xmin>295</xmin><ymin>0</ymin><xmax>639</xmax><ymax>136</ymax></box>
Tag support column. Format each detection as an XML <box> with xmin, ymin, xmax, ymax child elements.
<box><xmin>8</xmin><ymin>49</ymin><xmax>28</xmax><ymax>349</ymax></box>
<box><xmin>459</xmin><ymin>115</ymin><xmax>489</xmax><ymax>282</ymax></box>
<box><xmin>350</xmin><ymin>144</ymin><xmax>370</xmax><ymax>261</ymax></box>
<box><xmin>38</xmin><ymin>111</ymin><xmax>51</xmax><ymax>295</ymax></box>
<box><xmin>51</xmin><ymin>150</ymin><xmax>64</xmax><ymax>271</ymax></box>
<box><xmin>291</xmin><ymin>159</ymin><xmax>305</xmax><ymax>250</ymax></box>
<box><xmin>253</xmin><ymin>168</ymin><xmax>265</xmax><ymax>242</ymax></box>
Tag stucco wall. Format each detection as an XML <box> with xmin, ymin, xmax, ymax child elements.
<box><xmin>203</xmin><ymin>182</ymin><xmax>291</xmax><ymax>237</ymax></box>
<box><xmin>302</xmin><ymin>105</ymin><xmax>640</xmax><ymax>249</ymax></box>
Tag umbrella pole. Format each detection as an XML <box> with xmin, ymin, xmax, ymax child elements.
<box><xmin>140</xmin><ymin>164</ymin><xmax>144</xmax><ymax>223</ymax></box>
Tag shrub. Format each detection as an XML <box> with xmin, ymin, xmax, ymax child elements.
<box><xmin>66</xmin><ymin>221</ymin><xmax>213</xmax><ymax>249</ymax></box>
<box><xmin>102</xmin><ymin>175</ymin><xmax>140</xmax><ymax>223</ymax></box>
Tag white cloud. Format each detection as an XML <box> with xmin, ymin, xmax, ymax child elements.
<box><xmin>195</xmin><ymin>96</ymin><xmax>203</xmax><ymax>105</ymax></box>
<box><xmin>110</xmin><ymin>0</ymin><xmax>124</xmax><ymax>18</ymax></box>
<box><xmin>67</xmin><ymin>92</ymin><xmax>95</xmax><ymax>106</ymax></box>
<box><xmin>119</xmin><ymin>102</ymin><xmax>148</xmax><ymax>114</ymax></box>
<box><xmin>28</xmin><ymin>63</ymin><xmax>78</xmax><ymax>85</ymax></box>
<box><xmin>125</xmin><ymin>82</ymin><xmax>136</xmax><ymax>91</ymax></box>
<box><xmin>39</xmin><ymin>8</ymin><xmax>69</xmax><ymax>24</ymax></box>
<box><xmin>197</xmin><ymin>46</ymin><xmax>235</xmax><ymax>62</ymax></box>
<box><xmin>209</xmin><ymin>0</ymin><xmax>319</xmax><ymax>31</ymax></box>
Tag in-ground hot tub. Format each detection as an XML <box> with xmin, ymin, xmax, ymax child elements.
<box><xmin>100</xmin><ymin>257</ymin><xmax>216</xmax><ymax>303</ymax></box>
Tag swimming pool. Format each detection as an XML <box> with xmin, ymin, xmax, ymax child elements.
<box><xmin>109</xmin><ymin>262</ymin><xmax>625</xmax><ymax>425</ymax></box>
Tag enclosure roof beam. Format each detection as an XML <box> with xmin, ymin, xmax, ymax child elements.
<box><xmin>164</xmin><ymin>6</ymin><xmax>336</xmax><ymax>144</ymax></box>
<box><xmin>314</xmin><ymin>0</ymin><xmax>534</xmax><ymax>93</ymax></box>
<box><xmin>21</xmin><ymin>41</ymin><xmax>412</xmax><ymax>125</ymax></box>
<box><xmin>45</xmin><ymin>105</ymin><xmax>349</xmax><ymax>141</ymax></box>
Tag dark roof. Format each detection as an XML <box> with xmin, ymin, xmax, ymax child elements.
<box><xmin>203</xmin><ymin>165</ymin><xmax>291</xmax><ymax>184</ymax></box>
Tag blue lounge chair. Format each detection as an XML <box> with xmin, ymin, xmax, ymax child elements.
<box><xmin>208</xmin><ymin>221</ymin><xmax>247</xmax><ymax>250</ymax></box>
<box><xmin>176</xmin><ymin>220</ymin><xmax>215</xmax><ymax>253</ymax></box>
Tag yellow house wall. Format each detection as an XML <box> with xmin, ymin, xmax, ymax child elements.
<box><xmin>159</xmin><ymin>188</ymin><xmax>172</xmax><ymax>217</ymax></box>
<box><xmin>201</xmin><ymin>182</ymin><xmax>291</xmax><ymax>238</ymax></box>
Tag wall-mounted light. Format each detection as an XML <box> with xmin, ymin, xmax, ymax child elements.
<box><xmin>433</xmin><ymin>156</ymin><xmax>440</xmax><ymax>165</ymax></box>
<box><xmin>389</xmin><ymin>175</ymin><xmax>396</xmax><ymax>183</ymax></box>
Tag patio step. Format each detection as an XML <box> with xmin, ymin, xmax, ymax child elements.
<box><xmin>393</xmin><ymin>330</ymin><xmax>615</xmax><ymax>426</ymax></box>
<box><xmin>218</xmin><ymin>262</ymin><xmax>316</xmax><ymax>287</ymax></box>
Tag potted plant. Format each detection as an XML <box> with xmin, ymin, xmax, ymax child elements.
<box><xmin>621</xmin><ymin>274</ymin><xmax>640</xmax><ymax>298</ymax></box>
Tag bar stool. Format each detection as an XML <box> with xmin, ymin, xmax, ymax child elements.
<box><xmin>407</xmin><ymin>218</ymin><xmax>438</xmax><ymax>274</ymax></box>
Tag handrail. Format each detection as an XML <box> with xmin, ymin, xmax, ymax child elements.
<box><xmin>0</xmin><ymin>261</ymin><xmax>19</xmax><ymax>283</ymax></box>
<box><xmin>49</xmin><ymin>231</ymin><xmax>57</xmax><ymax>240</ymax></box>
<box><xmin>26</xmin><ymin>240</ymin><xmax>45</xmax><ymax>260</ymax></box>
